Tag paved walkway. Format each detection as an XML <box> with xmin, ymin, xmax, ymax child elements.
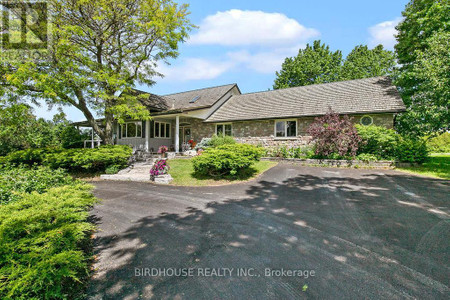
<box><xmin>89</xmin><ymin>164</ymin><xmax>450</xmax><ymax>299</ymax></box>
<box><xmin>100</xmin><ymin>161</ymin><xmax>154</xmax><ymax>182</ymax></box>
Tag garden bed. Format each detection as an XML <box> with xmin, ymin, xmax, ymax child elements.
<box><xmin>261</xmin><ymin>157</ymin><xmax>395</xmax><ymax>169</ymax></box>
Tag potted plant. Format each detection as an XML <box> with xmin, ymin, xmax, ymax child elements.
<box><xmin>188</xmin><ymin>139</ymin><xmax>197</xmax><ymax>149</ymax></box>
<box><xmin>158</xmin><ymin>145</ymin><xmax>168</xmax><ymax>158</ymax></box>
<box><xmin>150</xmin><ymin>159</ymin><xmax>172</xmax><ymax>184</ymax></box>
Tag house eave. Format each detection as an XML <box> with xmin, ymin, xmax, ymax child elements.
<box><xmin>203</xmin><ymin>109</ymin><xmax>406</xmax><ymax>123</ymax></box>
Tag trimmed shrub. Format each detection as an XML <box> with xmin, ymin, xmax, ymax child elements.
<box><xmin>395</xmin><ymin>137</ymin><xmax>429</xmax><ymax>163</ymax></box>
<box><xmin>192</xmin><ymin>143</ymin><xmax>262</xmax><ymax>177</ymax></box>
<box><xmin>427</xmin><ymin>132</ymin><xmax>450</xmax><ymax>153</ymax></box>
<box><xmin>105</xmin><ymin>165</ymin><xmax>122</xmax><ymax>175</ymax></box>
<box><xmin>0</xmin><ymin>184</ymin><xmax>96</xmax><ymax>299</ymax></box>
<box><xmin>0</xmin><ymin>165</ymin><xmax>76</xmax><ymax>205</ymax></box>
<box><xmin>0</xmin><ymin>145</ymin><xmax>132</xmax><ymax>172</ymax></box>
<box><xmin>209</xmin><ymin>135</ymin><xmax>236</xmax><ymax>148</ymax></box>
<box><xmin>355</xmin><ymin>125</ymin><xmax>397</xmax><ymax>159</ymax></box>
<box><xmin>307</xmin><ymin>111</ymin><xmax>361</xmax><ymax>159</ymax></box>
<box><xmin>356</xmin><ymin>125</ymin><xmax>429</xmax><ymax>163</ymax></box>
<box><xmin>215</xmin><ymin>143</ymin><xmax>265</xmax><ymax>161</ymax></box>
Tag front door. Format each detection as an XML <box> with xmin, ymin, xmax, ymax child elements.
<box><xmin>179</xmin><ymin>127</ymin><xmax>191</xmax><ymax>149</ymax></box>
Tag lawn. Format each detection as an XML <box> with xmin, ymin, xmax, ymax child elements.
<box><xmin>396</xmin><ymin>153</ymin><xmax>450</xmax><ymax>180</ymax></box>
<box><xmin>168</xmin><ymin>159</ymin><xmax>278</xmax><ymax>186</ymax></box>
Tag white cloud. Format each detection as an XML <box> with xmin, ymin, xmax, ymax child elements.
<box><xmin>227</xmin><ymin>45</ymin><xmax>303</xmax><ymax>74</ymax></box>
<box><xmin>157</xmin><ymin>58</ymin><xmax>234</xmax><ymax>81</ymax></box>
<box><xmin>368</xmin><ymin>17</ymin><xmax>402</xmax><ymax>49</ymax></box>
<box><xmin>189</xmin><ymin>9</ymin><xmax>319</xmax><ymax>47</ymax></box>
<box><xmin>158</xmin><ymin>44</ymin><xmax>305</xmax><ymax>81</ymax></box>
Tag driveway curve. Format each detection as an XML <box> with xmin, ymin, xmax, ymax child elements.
<box><xmin>88</xmin><ymin>164</ymin><xmax>450</xmax><ymax>299</ymax></box>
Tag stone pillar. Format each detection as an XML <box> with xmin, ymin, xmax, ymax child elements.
<box><xmin>145</xmin><ymin>120</ymin><xmax>150</xmax><ymax>152</ymax></box>
<box><xmin>175</xmin><ymin>116</ymin><xmax>180</xmax><ymax>153</ymax></box>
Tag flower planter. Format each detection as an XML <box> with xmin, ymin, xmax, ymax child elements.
<box><xmin>151</xmin><ymin>174</ymin><xmax>173</xmax><ymax>184</ymax></box>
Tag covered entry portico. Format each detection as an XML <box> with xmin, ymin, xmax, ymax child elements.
<box><xmin>115</xmin><ymin>114</ymin><xmax>202</xmax><ymax>153</ymax></box>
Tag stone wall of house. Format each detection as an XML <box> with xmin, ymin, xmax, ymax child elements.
<box><xmin>189</xmin><ymin>113</ymin><xmax>396</xmax><ymax>149</ymax></box>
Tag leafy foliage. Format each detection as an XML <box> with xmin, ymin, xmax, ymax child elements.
<box><xmin>427</xmin><ymin>132</ymin><xmax>450</xmax><ymax>153</ymax></box>
<box><xmin>208</xmin><ymin>135</ymin><xmax>237</xmax><ymax>148</ymax></box>
<box><xmin>274</xmin><ymin>40</ymin><xmax>342</xmax><ymax>89</ymax></box>
<box><xmin>355</xmin><ymin>125</ymin><xmax>397</xmax><ymax>159</ymax></box>
<box><xmin>0</xmin><ymin>184</ymin><xmax>96</xmax><ymax>299</ymax></box>
<box><xmin>307</xmin><ymin>111</ymin><xmax>361</xmax><ymax>158</ymax></box>
<box><xmin>0</xmin><ymin>104</ymin><xmax>90</xmax><ymax>156</ymax></box>
<box><xmin>215</xmin><ymin>143</ymin><xmax>265</xmax><ymax>161</ymax></box>
<box><xmin>355</xmin><ymin>153</ymin><xmax>379</xmax><ymax>162</ymax></box>
<box><xmin>395</xmin><ymin>137</ymin><xmax>429</xmax><ymax>163</ymax></box>
<box><xmin>1</xmin><ymin>145</ymin><xmax>132</xmax><ymax>172</ymax></box>
<box><xmin>195</xmin><ymin>138</ymin><xmax>212</xmax><ymax>150</ymax></box>
<box><xmin>395</xmin><ymin>0</ymin><xmax>449</xmax><ymax>136</ymax></box>
<box><xmin>356</xmin><ymin>124</ymin><xmax>429</xmax><ymax>162</ymax></box>
<box><xmin>0</xmin><ymin>165</ymin><xmax>76</xmax><ymax>205</ymax></box>
<box><xmin>1</xmin><ymin>0</ymin><xmax>194</xmax><ymax>144</ymax></box>
<box><xmin>273</xmin><ymin>41</ymin><xmax>395</xmax><ymax>89</ymax></box>
<box><xmin>266</xmin><ymin>145</ymin><xmax>314</xmax><ymax>159</ymax></box>
<box><xmin>339</xmin><ymin>45</ymin><xmax>396</xmax><ymax>80</ymax></box>
<box><xmin>192</xmin><ymin>144</ymin><xmax>263</xmax><ymax>177</ymax></box>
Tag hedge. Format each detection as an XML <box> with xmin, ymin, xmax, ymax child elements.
<box><xmin>0</xmin><ymin>184</ymin><xmax>96</xmax><ymax>299</ymax></box>
<box><xmin>356</xmin><ymin>125</ymin><xmax>428</xmax><ymax>163</ymax></box>
<box><xmin>0</xmin><ymin>145</ymin><xmax>132</xmax><ymax>172</ymax></box>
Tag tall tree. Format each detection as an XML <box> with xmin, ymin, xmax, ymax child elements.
<box><xmin>273</xmin><ymin>40</ymin><xmax>342</xmax><ymax>89</ymax></box>
<box><xmin>395</xmin><ymin>0</ymin><xmax>449</xmax><ymax>136</ymax></box>
<box><xmin>1</xmin><ymin>0</ymin><xmax>194</xmax><ymax>144</ymax></box>
<box><xmin>396</xmin><ymin>31</ymin><xmax>450</xmax><ymax>136</ymax></box>
<box><xmin>339</xmin><ymin>45</ymin><xmax>396</xmax><ymax>81</ymax></box>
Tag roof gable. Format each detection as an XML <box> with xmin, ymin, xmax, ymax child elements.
<box><xmin>133</xmin><ymin>83</ymin><xmax>238</xmax><ymax>112</ymax></box>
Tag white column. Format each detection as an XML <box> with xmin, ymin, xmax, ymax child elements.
<box><xmin>175</xmin><ymin>115</ymin><xmax>180</xmax><ymax>153</ymax></box>
<box><xmin>145</xmin><ymin>120</ymin><xmax>150</xmax><ymax>152</ymax></box>
<box><xmin>91</xmin><ymin>128</ymin><xmax>94</xmax><ymax>149</ymax></box>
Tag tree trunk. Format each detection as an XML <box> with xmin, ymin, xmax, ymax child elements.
<box><xmin>103</xmin><ymin>111</ymin><xmax>114</xmax><ymax>145</ymax></box>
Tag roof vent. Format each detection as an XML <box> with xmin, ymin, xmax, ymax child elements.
<box><xmin>189</xmin><ymin>96</ymin><xmax>200</xmax><ymax>103</ymax></box>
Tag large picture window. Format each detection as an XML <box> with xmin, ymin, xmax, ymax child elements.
<box><xmin>121</xmin><ymin>121</ymin><xmax>142</xmax><ymax>138</ymax></box>
<box><xmin>216</xmin><ymin>123</ymin><xmax>232</xmax><ymax>137</ymax></box>
<box><xmin>275</xmin><ymin>120</ymin><xmax>297</xmax><ymax>138</ymax></box>
<box><xmin>154</xmin><ymin>121</ymin><xmax>171</xmax><ymax>138</ymax></box>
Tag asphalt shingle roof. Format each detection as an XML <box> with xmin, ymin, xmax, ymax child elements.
<box><xmin>205</xmin><ymin>77</ymin><xmax>406</xmax><ymax>122</ymax></box>
<box><xmin>134</xmin><ymin>84</ymin><xmax>237</xmax><ymax>112</ymax></box>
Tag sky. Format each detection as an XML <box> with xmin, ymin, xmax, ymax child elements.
<box><xmin>33</xmin><ymin>0</ymin><xmax>409</xmax><ymax>121</ymax></box>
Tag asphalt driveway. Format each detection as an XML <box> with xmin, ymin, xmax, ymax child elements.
<box><xmin>88</xmin><ymin>163</ymin><xmax>450</xmax><ymax>299</ymax></box>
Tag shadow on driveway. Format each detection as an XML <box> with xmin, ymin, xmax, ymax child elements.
<box><xmin>88</xmin><ymin>165</ymin><xmax>450</xmax><ymax>299</ymax></box>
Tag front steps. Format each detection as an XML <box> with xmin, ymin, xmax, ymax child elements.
<box><xmin>100</xmin><ymin>155</ymin><xmax>162</xmax><ymax>182</ymax></box>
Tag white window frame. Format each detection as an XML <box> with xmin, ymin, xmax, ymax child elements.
<box><xmin>215</xmin><ymin>123</ymin><xmax>233</xmax><ymax>137</ymax></box>
<box><xmin>274</xmin><ymin>119</ymin><xmax>297</xmax><ymax>139</ymax></box>
<box><xmin>154</xmin><ymin>121</ymin><xmax>171</xmax><ymax>139</ymax></box>
<box><xmin>121</xmin><ymin>121</ymin><xmax>143</xmax><ymax>139</ymax></box>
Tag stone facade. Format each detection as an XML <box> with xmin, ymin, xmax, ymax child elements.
<box><xmin>188</xmin><ymin>113</ymin><xmax>395</xmax><ymax>149</ymax></box>
<box><xmin>116</xmin><ymin>113</ymin><xmax>396</xmax><ymax>151</ymax></box>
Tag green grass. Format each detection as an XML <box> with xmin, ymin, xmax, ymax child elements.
<box><xmin>168</xmin><ymin>159</ymin><xmax>278</xmax><ymax>186</ymax></box>
<box><xmin>396</xmin><ymin>153</ymin><xmax>450</xmax><ymax>180</ymax></box>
